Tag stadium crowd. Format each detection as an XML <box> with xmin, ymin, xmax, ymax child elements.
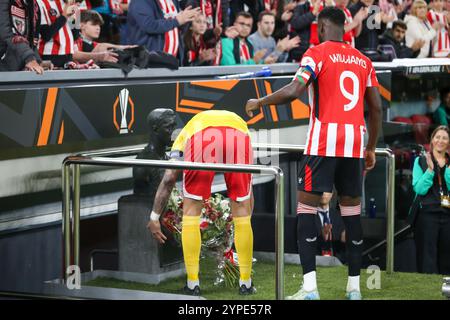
<box><xmin>0</xmin><ymin>0</ymin><xmax>449</xmax><ymax>73</ymax></box>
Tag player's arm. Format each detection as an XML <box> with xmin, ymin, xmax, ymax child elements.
<box><xmin>147</xmin><ymin>168</ymin><xmax>181</xmax><ymax>244</ymax></box>
<box><xmin>364</xmin><ymin>86</ymin><xmax>382</xmax><ymax>170</ymax></box>
<box><xmin>245</xmin><ymin>79</ymin><xmax>308</xmax><ymax>117</ymax></box>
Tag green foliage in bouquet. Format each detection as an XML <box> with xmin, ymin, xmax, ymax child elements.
<box><xmin>161</xmin><ymin>188</ymin><xmax>253</xmax><ymax>287</ymax></box>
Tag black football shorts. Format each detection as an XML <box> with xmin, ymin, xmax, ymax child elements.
<box><xmin>297</xmin><ymin>155</ymin><xmax>365</xmax><ymax>197</ymax></box>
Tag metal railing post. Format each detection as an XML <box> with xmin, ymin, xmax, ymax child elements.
<box><xmin>385</xmin><ymin>150</ymin><xmax>396</xmax><ymax>274</ymax></box>
<box><xmin>62</xmin><ymin>162</ymin><xmax>71</xmax><ymax>282</ymax></box>
<box><xmin>275</xmin><ymin>170</ymin><xmax>285</xmax><ymax>300</ymax></box>
<box><xmin>73</xmin><ymin>164</ymin><xmax>81</xmax><ymax>268</ymax></box>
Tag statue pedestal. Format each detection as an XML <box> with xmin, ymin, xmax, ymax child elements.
<box><xmin>117</xmin><ymin>194</ymin><xmax>184</xmax><ymax>284</ymax></box>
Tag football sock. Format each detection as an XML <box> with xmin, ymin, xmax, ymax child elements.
<box><xmin>233</xmin><ymin>215</ymin><xmax>253</xmax><ymax>283</ymax></box>
<box><xmin>182</xmin><ymin>215</ymin><xmax>201</xmax><ymax>284</ymax></box>
<box><xmin>340</xmin><ymin>207</ymin><xmax>363</xmax><ymax>277</ymax></box>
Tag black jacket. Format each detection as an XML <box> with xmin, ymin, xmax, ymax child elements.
<box><xmin>379</xmin><ymin>29</ymin><xmax>420</xmax><ymax>59</ymax></box>
<box><xmin>0</xmin><ymin>0</ymin><xmax>41</xmax><ymax>71</ymax></box>
<box><xmin>288</xmin><ymin>1</ymin><xmax>316</xmax><ymax>62</ymax></box>
<box><xmin>0</xmin><ymin>0</ymin><xmax>41</xmax><ymax>70</ymax></box>
<box><xmin>349</xmin><ymin>1</ymin><xmax>380</xmax><ymax>51</ymax></box>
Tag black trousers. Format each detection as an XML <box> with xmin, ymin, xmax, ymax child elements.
<box><xmin>414</xmin><ymin>208</ymin><xmax>450</xmax><ymax>274</ymax></box>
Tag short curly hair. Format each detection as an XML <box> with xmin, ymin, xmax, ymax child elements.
<box><xmin>318</xmin><ymin>7</ymin><xmax>345</xmax><ymax>27</ymax></box>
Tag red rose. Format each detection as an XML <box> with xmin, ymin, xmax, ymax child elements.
<box><xmin>200</xmin><ymin>221</ymin><xmax>209</xmax><ymax>230</ymax></box>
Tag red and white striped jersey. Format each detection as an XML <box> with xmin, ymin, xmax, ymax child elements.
<box><xmin>157</xmin><ymin>0</ymin><xmax>179</xmax><ymax>57</ymax></box>
<box><xmin>342</xmin><ymin>7</ymin><xmax>356</xmax><ymax>48</ymax></box>
<box><xmin>37</xmin><ymin>0</ymin><xmax>75</xmax><ymax>56</ymax></box>
<box><xmin>240</xmin><ymin>40</ymin><xmax>251</xmax><ymax>63</ymax></box>
<box><xmin>294</xmin><ymin>41</ymin><xmax>379</xmax><ymax>158</ymax></box>
<box><xmin>427</xmin><ymin>10</ymin><xmax>450</xmax><ymax>57</ymax></box>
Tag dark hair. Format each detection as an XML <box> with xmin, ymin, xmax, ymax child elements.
<box><xmin>258</xmin><ymin>11</ymin><xmax>275</xmax><ymax>22</ymax></box>
<box><xmin>80</xmin><ymin>10</ymin><xmax>104</xmax><ymax>26</ymax></box>
<box><xmin>235</xmin><ymin>11</ymin><xmax>253</xmax><ymax>21</ymax></box>
<box><xmin>440</xmin><ymin>87</ymin><xmax>450</xmax><ymax>103</ymax></box>
<box><xmin>318</xmin><ymin>7</ymin><xmax>345</xmax><ymax>27</ymax></box>
<box><xmin>392</xmin><ymin>20</ymin><xmax>407</xmax><ymax>31</ymax></box>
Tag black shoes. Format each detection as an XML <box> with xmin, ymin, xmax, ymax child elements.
<box><xmin>182</xmin><ymin>285</ymin><xmax>201</xmax><ymax>296</ymax></box>
<box><xmin>239</xmin><ymin>284</ymin><xmax>257</xmax><ymax>295</ymax></box>
<box><xmin>182</xmin><ymin>283</ymin><xmax>256</xmax><ymax>296</ymax></box>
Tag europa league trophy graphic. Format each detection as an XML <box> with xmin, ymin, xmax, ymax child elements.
<box><xmin>119</xmin><ymin>88</ymin><xmax>130</xmax><ymax>134</ymax></box>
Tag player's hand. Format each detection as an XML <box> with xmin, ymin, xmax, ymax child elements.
<box><xmin>245</xmin><ymin>99</ymin><xmax>261</xmax><ymax>117</ymax></box>
<box><xmin>365</xmin><ymin>149</ymin><xmax>376</xmax><ymax>171</ymax></box>
<box><xmin>147</xmin><ymin>220</ymin><xmax>167</xmax><ymax>244</ymax></box>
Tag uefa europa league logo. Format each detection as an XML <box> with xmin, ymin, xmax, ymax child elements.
<box><xmin>119</xmin><ymin>89</ymin><xmax>130</xmax><ymax>134</ymax></box>
<box><xmin>113</xmin><ymin>88</ymin><xmax>135</xmax><ymax>134</ymax></box>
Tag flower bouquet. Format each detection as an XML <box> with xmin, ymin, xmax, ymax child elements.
<box><xmin>161</xmin><ymin>188</ymin><xmax>246</xmax><ymax>287</ymax></box>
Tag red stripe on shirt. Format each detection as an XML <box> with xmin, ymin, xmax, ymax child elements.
<box><xmin>55</xmin><ymin>0</ymin><xmax>71</xmax><ymax>55</ymax></box>
<box><xmin>317</xmin><ymin>122</ymin><xmax>328</xmax><ymax>156</ymax></box>
<box><xmin>352</xmin><ymin>125</ymin><xmax>362</xmax><ymax>158</ymax></box>
<box><xmin>335</xmin><ymin>124</ymin><xmax>346</xmax><ymax>157</ymax></box>
<box><xmin>305</xmin><ymin>164</ymin><xmax>312</xmax><ymax>192</ymax></box>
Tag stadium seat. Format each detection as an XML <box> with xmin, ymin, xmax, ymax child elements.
<box><xmin>391</xmin><ymin>116</ymin><xmax>413</xmax><ymax>124</ymax></box>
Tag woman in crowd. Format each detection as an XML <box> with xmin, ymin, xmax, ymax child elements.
<box><xmin>183</xmin><ymin>13</ymin><xmax>218</xmax><ymax>66</ymax></box>
<box><xmin>412</xmin><ymin>125</ymin><xmax>450</xmax><ymax>275</ymax></box>
<box><xmin>404</xmin><ymin>0</ymin><xmax>438</xmax><ymax>58</ymax></box>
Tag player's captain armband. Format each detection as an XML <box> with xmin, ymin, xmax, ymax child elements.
<box><xmin>294</xmin><ymin>65</ymin><xmax>316</xmax><ymax>85</ymax></box>
<box><xmin>167</xmin><ymin>150</ymin><xmax>184</xmax><ymax>160</ymax></box>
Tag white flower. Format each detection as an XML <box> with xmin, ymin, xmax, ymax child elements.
<box><xmin>220</xmin><ymin>200</ymin><xmax>229</xmax><ymax>212</ymax></box>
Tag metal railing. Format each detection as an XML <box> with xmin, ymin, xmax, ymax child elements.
<box><xmin>62</xmin><ymin>154</ymin><xmax>285</xmax><ymax>299</ymax></box>
<box><xmin>61</xmin><ymin>143</ymin><xmax>395</xmax><ymax>300</ymax></box>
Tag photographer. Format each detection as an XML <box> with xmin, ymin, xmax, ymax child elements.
<box><xmin>412</xmin><ymin>125</ymin><xmax>450</xmax><ymax>275</ymax></box>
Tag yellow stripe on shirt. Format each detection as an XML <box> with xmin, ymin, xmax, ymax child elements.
<box><xmin>171</xmin><ymin>110</ymin><xmax>249</xmax><ymax>153</ymax></box>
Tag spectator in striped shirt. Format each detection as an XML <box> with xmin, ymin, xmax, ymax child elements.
<box><xmin>36</xmin><ymin>0</ymin><xmax>79</xmax><ymax>68</ymax></box>
<box><xmin>427</xmin><ymin>0</ymin><xmax>450</xmax><ymax>57</ymax></box>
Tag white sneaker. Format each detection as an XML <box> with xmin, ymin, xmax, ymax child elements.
<box><xmin>346</xmin><ymin>290</ymin><xmax>362</xmax><ymax>300</ymax></box>
<box><xmin>286</xmin><ymin>287</ymin><xmax>320</xmax><ymax>300</ymax></box>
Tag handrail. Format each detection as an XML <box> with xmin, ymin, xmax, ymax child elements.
<box><xmin>62</xmin><ymin>156</ymin><xmax>285</xmax><ymax>299</ymax></box>
<box><xmin>62</xmin><ymin>142</ymin><xmax>395</xmax><ymax>302</ymax></box>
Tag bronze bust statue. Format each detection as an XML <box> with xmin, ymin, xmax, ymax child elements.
<box><xmin>133</xmin><ymin>108</ymin><xmax>177</xmax><ymax>196</ymax></box>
